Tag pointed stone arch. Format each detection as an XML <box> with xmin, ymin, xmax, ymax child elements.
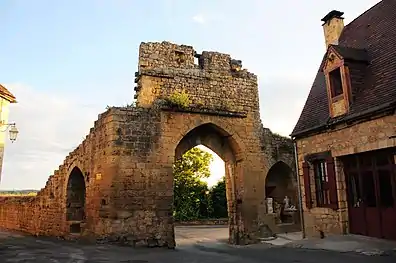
<box><xmin>265</xmin><ymin>161</ymin><xmax>301</xmax><ymax>231</ymax></box>
<box><xmin>65</xmin><ymin>166</ymin><xmax>86</xmax><ymax>234</ymax></box>
<box><xmin>175</xmin><ymin>122</ymin><xmax>243</xmax><ymax>162</ymax></box>
<box><xmin>173</xmin><ymin>122</ymin><xmax>245</xmax><ymax>244</ymax></box>
<box><xmin>173</xmin><ymin>120</ymin><xmax>247</xmax><ymax>161</ymax></box>
<box><xmin>265</xmin><ymin>161</ymin><xmax>295</xmax><ymax>204</ymax></box>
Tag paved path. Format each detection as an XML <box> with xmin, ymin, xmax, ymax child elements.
<box><xmin>0</xmin><ymin>227</ymin><xmax>395</xmax><ymax>262</ymax></box>
<box><xmin>175</xmin><ymin>225</ymin><xmax>229</xmax><ymax>245</ymax></box>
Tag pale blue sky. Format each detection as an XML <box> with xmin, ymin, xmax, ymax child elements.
<box><xmin>0</xmin><ymin>0</ymin><xmax>380</xmax><ymax>190</ymax></box>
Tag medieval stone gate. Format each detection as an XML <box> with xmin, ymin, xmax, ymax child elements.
<box><xmin>0</xmin><ymin>41</ymin><xmax>297</xmax><ymax>248</ymax></box>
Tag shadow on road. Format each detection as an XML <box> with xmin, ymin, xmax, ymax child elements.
<box><xmin>0</xmin><ymin>227</ymin><xmax>395</xmax><ymax>263</ymax></box>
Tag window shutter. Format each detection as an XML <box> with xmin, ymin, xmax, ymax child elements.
<box><xmin>326</xmin><ymin>156</ymin><xmax>338</xmax><ymax>210</ymax></box>
<box><xmin>302</xmin><ymin>162</ymin><xmax>312</xmax><ymax>209</ymax></box>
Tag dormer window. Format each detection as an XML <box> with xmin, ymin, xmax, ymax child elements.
<box><xmin>323</xmin><ymin>45</ymin><xmax>369</xmax><ymax>118</ymax></box>
<box><xmin>323</xmin><ymin>49</ymin><xmax>351</xmax><ymax>118</ymax></box>
<box><xmin>329</xmin><ymin>67</ymin><xmax>343</xmax><ymax>98</ymax></box>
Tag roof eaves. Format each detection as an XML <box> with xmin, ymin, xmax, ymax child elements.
<box><xmin>0</xmin><ymin>93</ymin><xmax>17</xmax><ymax>103</ymax></box>
<box><xmin>291</xmin><ymin>101</ymin><xmax>396</xmax><ymax>139</ymax></box>
<box><xmin>0</xmin><ymin>84</ymin><xmax>17</xmax><ymax>103</ymax></box>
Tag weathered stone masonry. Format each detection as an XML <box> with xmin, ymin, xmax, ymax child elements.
<box><xmin>296</xmin><ymin>114</ymin><xmax>396</xmax><ymax>238</ymax></box>
<box><xmin>0</xmin><ymin>41</ymin><xmax>296</xmax><ymax>247</ymax></box>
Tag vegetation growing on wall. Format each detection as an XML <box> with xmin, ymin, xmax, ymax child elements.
<box><xmin>165</xmin><ymin>90</ymin><xmax>191</xmax><ymax>109</ymax></box>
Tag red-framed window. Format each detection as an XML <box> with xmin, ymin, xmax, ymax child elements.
<box><xmin>303</xmin><ymin>155</ymin><xmax>338</xmax><ymax>210</ymax></box>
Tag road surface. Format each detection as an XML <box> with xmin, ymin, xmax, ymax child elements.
<box><xmin>0</xmin><ymin>226</ymin><xmax>394</xmax><ymax>262</ymax></box>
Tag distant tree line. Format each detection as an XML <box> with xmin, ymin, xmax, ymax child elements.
<box><xmin>0</xmin><ymin>190</ymin><xmax>38</xmax><ymax>196</ymax></box>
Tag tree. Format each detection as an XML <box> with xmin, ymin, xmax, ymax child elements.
<box><xmin>173</xmin><ymin>147</ymin><xmax>213</xmax><ymax>221</ymax></box>
<box><xmin>210</xmin><ymin>176</ymin><xmax>228</xmax><ymax>218</ymax></box>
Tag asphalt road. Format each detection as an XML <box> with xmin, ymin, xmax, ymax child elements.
<box><xmin>0</xmin><ymin>226</ymin><xmax>395</xmax><ymax>263</ymax></box>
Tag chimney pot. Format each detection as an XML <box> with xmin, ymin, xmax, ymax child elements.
<box><xmin>321</xmin><ymin>10</ymin><xmax>345</xmax><ymax>48</ymax></box>
<box><xmin>321</xmin><ymin>10</ymin><xmax>344</xmax><ymax>25</ymax></box>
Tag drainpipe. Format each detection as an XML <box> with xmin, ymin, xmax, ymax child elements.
<box><xmin>293</xmin><ymin>140</ymin><xmax>306</xmax><ymax>238</ymax></box>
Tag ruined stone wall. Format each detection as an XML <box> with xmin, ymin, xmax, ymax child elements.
<box><xmin>295</xmin><ymin>113</ymin><xmax>396</xmax><ymax>238</ymax></box>
<box><xmin>260</xmin><ymin>127</ymin><xmax>295</xmax><ymax>170</ymax></box>
<box><xmin>0</xmin><ymin>41</ymin><xmax>296</xmax><ymax>248</ymax></box>
<box><xmin>0</xmin><ymin>109</ymin><xmax>120</xmax><ymax>238</ymax></box>
<box><xmin>259</xmin><ymin>127</ymin><xmax>300</xmax><ymax>235</ymax></box>
<box><xmin>135</xmin><ymin>41</ymin><xmax>260</xmax><ymax>115</ymax></box>
<box><xmin>113</xmin><ymin>41</ymin><xmax>269</xmax><ymax>246</ymax></box>
<box><xmin>94</xmin><ymin>107</ymin><xmax>169</xmax><ymax>246</ymax></box>
<box><xmin>260</xmin><ymin>128</ymin><xmax>296</xmax><ymax>203</ymax></box>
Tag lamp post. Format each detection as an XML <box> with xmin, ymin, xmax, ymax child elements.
<box><xmin>0</xmin><ymin>122</ymin><xmax>19</xmax><ymax>143</ymax></box>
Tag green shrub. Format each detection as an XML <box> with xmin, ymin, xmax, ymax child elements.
<box><xmin>166</xmin><ymin>90</ymin><xmax>191</xmax><ymax>109</ymax></box>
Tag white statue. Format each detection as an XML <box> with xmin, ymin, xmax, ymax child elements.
<box><xmin>267</xmin><ymin>198</ymin><xmax>274</xmax><ymax>214</ymax></box>
<box><xmin>284</xmin><ymin>196</ymin><xmax>290</xmax><ymax>210</ymax></box>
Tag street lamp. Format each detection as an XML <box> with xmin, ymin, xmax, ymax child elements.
<box><xmin>0</xmin><ymin>122</ymin><xmax>19</xmax><ymax>143</ymax></box>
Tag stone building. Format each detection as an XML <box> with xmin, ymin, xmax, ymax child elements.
<box><xmin>291</xmin><ymin>0</ymin><xmax>396</xmax><ymax>241</ymax></box>
<box><xmin>0</xmin><ymin>41</ymin><xmax>297</xmax><ymax>247</ymax></box>
<box><xmin>0</xmin><ymin>84</ymin><xmax>17</xmax><ymax>182</ymax></box>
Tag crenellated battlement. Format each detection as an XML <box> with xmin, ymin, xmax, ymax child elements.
<box><xmin>138</xmin><ymin>41</ymin><xmax>248</xmax><ymax>74</ymax></box>
<box><xmin>139</xmin><ymin>42</ymin><xmax>195</xmax><ymax>70</ymax></box>
<box><xmin>134</xmin><ymin>41</ymin><xmax>258</xmax><ymax>113</ymax></box>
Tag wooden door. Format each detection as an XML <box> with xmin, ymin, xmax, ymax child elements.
<box><xmin>375</xmin><ymin>152</ymin><xmax>396</xmax><ymax>240</ymax></box>
<box><xmin>344</xmin><ymin>148</ymin><xmax>396</xmax><ymax>240</ymax></box>
<box><xmin>346</xmin><ymin>170</ymin><xmax>366</xmax><ymax>236</ymax></box>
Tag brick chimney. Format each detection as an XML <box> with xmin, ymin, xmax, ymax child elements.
<box><xmin>321</xmin><ymin>10</ymin><xmax>344</xmax><ymax>48</ymax></box>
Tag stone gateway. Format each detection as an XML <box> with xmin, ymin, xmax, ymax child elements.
<box><xmin>0</xmin><ymin>41</ymin><xmax>297</xmax><ymax>248</ymax></box>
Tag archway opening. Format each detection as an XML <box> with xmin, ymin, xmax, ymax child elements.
<box><xmin>173</xmin><ymin>145</ymin><xmax>227</xmax><ymax>221</ymax></box>
<box><xmin>200</xmin><ymin>146</ymin><xmax>228</xmax><ymax>220</ymax></box>
<box><xmin>265</xmin><ymin>161</ymin><xmax>300</xmax><ymax>228</ymax></box>
<box><xmin>66</xmin><ymin>167</ymin><xmax>86</xmax><ymax>233</ymax></box>
<box><xmin>173</xmin><ymin>123</ymin><xmax>241</xmax><ymax>245</ymax></box>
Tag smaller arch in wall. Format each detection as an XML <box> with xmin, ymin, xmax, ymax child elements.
<box><xmin>265</xmin><ymin>161</ymin><xmax>297</xmax><ymax>209</ymax></box>
<box><xmin>265</xmin><ymin>161</ymin><xmax>301</xmax><ymax>232</ymax></box>
<box><xmin>66</xmin><ymin>166</ymin><xmax>86</xmax><ymax>233</ymax></box>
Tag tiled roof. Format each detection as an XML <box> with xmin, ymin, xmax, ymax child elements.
<box><xmin>291</xmin><ymin>0</ymin><xmax>396</xmax><ymax>137</ymax></box>
<box><xmin>0</xmin><ymin>84</ymin><xmax>16</xmax><ymax>103</ymax></box>
<box><xmin>331</xmin><ymin>45</ymin><xmax>369</xmax><ymax>63</ymax></box>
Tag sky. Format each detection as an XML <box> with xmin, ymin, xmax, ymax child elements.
<box><xmin>0</xmin><ymin>0</ymin><xmax>381</xmax><ymax>190</ymax></box>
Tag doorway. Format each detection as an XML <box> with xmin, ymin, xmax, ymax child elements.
<box><xmin>343</xmin><ymin>147</ymin><xmax>396</xmax><ymax>240</ymax></box>
<box><xmin>265</xmin><ymin>161</ymin><xmax>300</xmax><ymax>231</ymax></box>
<box><xmin>66</xmin><ymin>166</ymin><xmax>86</xmax><ymax>234</ymax></box>
<box><xmin>173</xmin><ymin>145</ymin><xmax>229</xmax><ymax>245</ymax></box>
<box><xmin>173</xmin><ymin>123</ymin><xmax>243</xmax><ymax>245</ymax></box>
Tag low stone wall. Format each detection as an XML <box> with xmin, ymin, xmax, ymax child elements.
<box><xmin>0</xmin><ymin>196</ymin><xmax>63</xmax><ymax>237</ymax></box>
<box><xmin>174</xmin><ymin>218</ymin><xmax>228</xmax><ymax>226</ymax></box>
<box><xmin>0</xmin><ymin>107</ymin><xmax>117</xmax><ymax>240</ymax></box>
<box><xmin>0</xmin><ymin>197</ymin><xmax>33</xmax><ymax>233</ymax></box>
